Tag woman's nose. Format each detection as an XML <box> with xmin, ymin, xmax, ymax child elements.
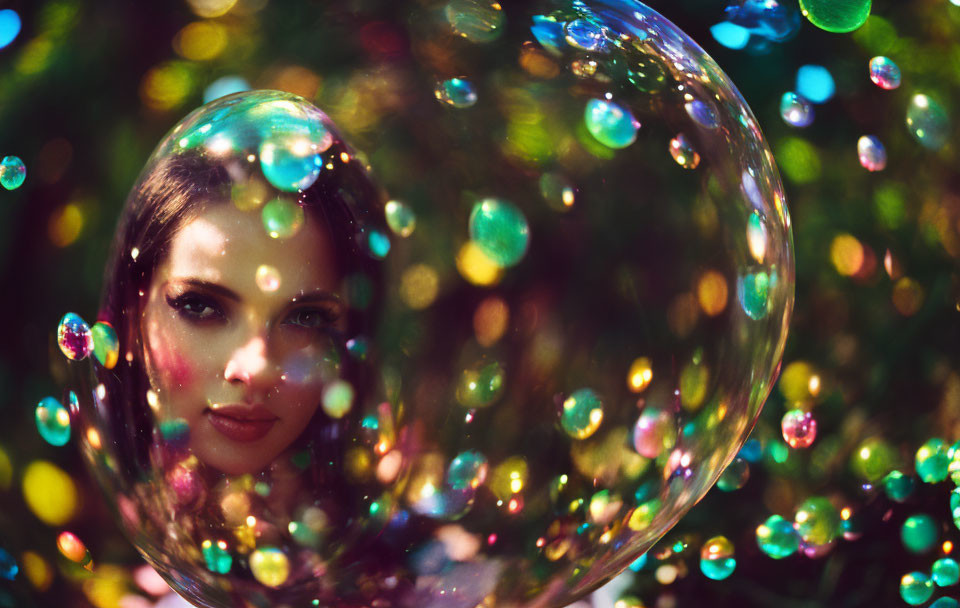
<box><xmin>223</xmin><ymin>336</ymin><xmax>269</xmax><ymax>386</ymax></box>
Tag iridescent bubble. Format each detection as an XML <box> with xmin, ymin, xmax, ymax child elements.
<box><xmin>35</xmin><ymin>396</ymin><xmax>71</xmax><ymax>447</ymax></box>
<box><xmin>456</xmin><ymin>361</ymin><xmax>505</xmax><ymax>408</ymax></box>
<box><xmin>932</xmin><ymin>598</ymin><xmax>960</xmax><ymax>608</ymax></box>
<box><xmin>0</xmin><ymin>547</ymin><xmax>17</xmax><ymax>581</ymax></box>
<box><xmin>561</xmin><ymin>388</ymin><xmax>604</xmax><ymax>439</ymax></box>
<box><xmin>262</xmin><ymin>197</ymin><xmax>305</xmax><ymax>239</ymax></box>
<box><xmin>756</xmin><ymin>514</ymin><xmax>799</xmax><ymax>559</ymax></box>
<box><xmin>585</xmin><ymin>98</ymin><xmax>640</xmax><ymax>149</ymax></box>
<box><xmin>906</xmin><ymin>94</ymin><xmax>950</xmax><ymax>150</ymax></box>
<box><xmin>900</xmin><ymin>571</ymin><xmax>934</xmax><ymax>606</ymax></box>
<box><xmin>435</xmin><ymin>78</ymin><xmax>478</xmax><ymax>108</ymax></box>
<box><xmin>795</xmin><ymin>65</ymin><xmax>835</xmax><ymax>104</ymax></box>
<box><xmin>916</xmin><ymin>437</ymin><xmax>951</xmax><ymax>483</ymax></box>
<box><xmin>869</xmin><ymin>56</ymin><xmax>901</xmax><ymax>90</ymax></box>
<box><xmin>794</xmin><ymin>496</ymin><xmax>840</xmax><ymax>547</ymax></box>
<box><xmin>633</xmin><ymin>407</ymin><xmax>677</xmax><ymax>458</ymax></box>
<box><xmin>799</xmin><ymin>0</ymin><xmax>871</xmax><ymax>33</ymax></box>
<box><xmin>0</xmin><ymin>155</ymin><xmax>26</xmax><ymax>190</ymax></box>
<box><xmin>852</xmin><ymin>436</ymin><xmax>896</xmax><ymax>482</ymax></box>
<box><xmin>447</xmin><ymin>450</ymin><xmax>489</xmax><ymax>490</ymax></box>
<box><xmin>857</xmin><ymin>135</ymin><xmax>887</xmax><ymax>172</ymax></box>
<box><xmin>57</xmin><ymin>312</ymin><xmax>93</xmax><ymax>361</ymax></box>
<box><xmin>255</xmin><ymin>264</ymin><xmax>281</xmax><ymax>292</ymax></box>
<box><xmin>57</xmin><ymin>531</ymin><xmax>93</xmax><ymax>570</ymax></box>
<box><xmin>201</xmin><ymin>540</ymin><xmax>233</xmax><ymax>574</ymax></box>
<box><xmin>882</xmin><ymin>470</ymin><xmax>915</xmax><ymax>502</ymax></box>
<box><xmin>445</xmin><ymin>0</ymin><xmax>503</xmax><ymax>43</ymax></box>
<box><xmin>700</xmin><ymin>536</ymin><xmax>736</xmax><ymax>580</ymax></box>
<box><xmin>901</xmin><ymin>514</ymin><xmax>938</xmax><ymax>554</ymax></box>
<box><xmin>384</xmin><ymin>200</ymin><xmax>416</xmax><ymax>237</ymax></box>
<box><xmin>716</xmin><ymin>457</ymin><xmax>750</xmax><ymax>491</ymax></box>
<box><xmin>90</xmin><ymin>321</ymin><xmax>119</xmax><ymax>369</ymax></box>
<box><xmin>780</xmin><ymin>92</ymin><xmax>814</xmax><ymax>128</ymax></box>
<box><xmin>933</xmin><ymin>557</ymin><xmax>960</xmax><ymax>587</ymax></box>
<box><xmin>565</xmin><ymin>19</ymin><xmax>607</xmax><ymax>52</ymax></box>
<box><xmin>781</xmin><ymin>409</ymin><xmax>816</xmax><ymax>448</ymax></box>
<box><xmin>249</xmin><ymin>547</ymin><xmax>290</xmax><ymax>588</ymax></box>
<box><xmin>468</xmin><ymin>198</ymin><xmax>530</xmax><ymax>267</ymax></box>
<box><xmin>669</xmin><ymin>133</ymin><xmax>700</xmax><ymax>169</ymax></box>
<box><xmin>69</xmin><ymin>6</ymin><xmax>795</xmax><ymax>602</ymax></box>
<box><xmin>685</xmin><ymin>99</ymin><xmax>720</xmax><ymax>129</ymax></box>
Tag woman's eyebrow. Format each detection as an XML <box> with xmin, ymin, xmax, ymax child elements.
<box><xmin>169</xmin><ymin>278</ymin><xmax>241</xmax><ymax>301</ymax></box>
<box><xmin>290</xmin><ymin>289</ymin><xmax>342</xmax><ymax>304</ymax></box>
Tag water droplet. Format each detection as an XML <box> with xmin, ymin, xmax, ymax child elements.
<box><xmin>57</xmin><ymin>312</ymin><xmax>93</xmax><ymax>360</ymax></box>
<box><xmin>468</xmin><ymin>198</ymin><xmax>530</xmax><ymax>267</ymax></box>
<box><xmin>35</xmin><ymin>396</ymin><xmax>71</xmax><ymax>447</ymax></box>
<box><xmin>0</xmin><ymin>156</ymin><xmax>26</xmax><ymax>190</ymax></box>
<box><xmin>561</xmin><ymin>388</ymin><xmax>604</xmax><ymax>439</ymax></box>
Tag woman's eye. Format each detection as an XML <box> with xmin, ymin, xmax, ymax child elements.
<box><xmin>166</xmin><ymin>293</ymin><xmax>224</xmax><ymax>322</ymax></box>
<box><xmin>285</xmin><ymin>307</ymin><xmax>339</xmax><ymax>329</ymax></box>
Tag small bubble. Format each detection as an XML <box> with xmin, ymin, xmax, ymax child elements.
<box><xmin>700</xmin><ymin>536</ymin><xmax>735</xmax><ymax>580</ymax></box>
<box><xmin>857</xmin><ymin>135</ymin><xmax>886</xmax><ymax>172</ymax></box>
<box><xmin>468</xmin><ymin>198</ymin><xmax>530</xmax><ymax>268</ymax></box>
<box><xmin>255</xmin><ymin>265</ymin><xmax>282</xmax><ymax>292</ymax></box>
<box><xmin>435</xmin><ymin>78</ymin><xmax>478</xmax><ymax>108</ymax></box>
<box><xmin>561</xmin><ymin>388</ymin><xmax>604</xmax><ymax>439</ymax></box>
<box><xmin>781</xmin><ymin>409</ymin><xmax>816</xmax><ymax>448</ymax></box>
<box><xmin>685</xmin><ymin>99</ymin><xmax>720</xmax><ymax>129</ymax></box>
<box><xmin>385</xmin><ymin>200</ymin><xmax>416</xmax><ymax>237</ymax></box>
<box><xmin>35</xmin><ymin>396</ymin><xmax>71</xmax><ymax>447</ymax></box>
<box><xmin>0</xmin><ymin>156</ymin><xmax>26</xmax><ymax>190</ymax></box>
<box><xmin>585</xmin><ymin>98</ymin><xmax>640</xmax><ymax>148</ymax></box>
<box><xmin>869</xmin><ymin>56</ymin><xmax>901</xmax><ymax>90</ymax></box>
<box><xmin>564</xmin><ymin>19</ymin><xmax>607</xmax><ymax>52</ymax></box>
<box><xmin>57</xmin><ymin>312</ymin><xmax>93</xmax><ymax>361</ymax></box>
<box><xmin>669</xmin><ymin>133</ymin><xmax>700</xmax><ymax>169</ymax></box>
<box><xmin>780</xmin><ymin>92</ymin><xmax>814</xmax><ymax>128</ymax></box>
<box><xmin>906</xmin><ymin>94</ymin><xmax>950</xmax><ymax>150</ymax></box>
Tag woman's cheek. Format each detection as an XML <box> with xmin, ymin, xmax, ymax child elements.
<box><xmin>146</xmin><ymin>320</ymin><xmax>197</xmax><ymax>391</ymax></box>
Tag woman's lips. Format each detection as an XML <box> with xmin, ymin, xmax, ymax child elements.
<box><xmin>205</xmin><ymin>404</ymin><xmax>278</xmax><ymax>443</ymax></box>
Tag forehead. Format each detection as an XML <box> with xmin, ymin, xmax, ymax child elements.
<box><xmin>159</xmin><ymin>201</ymin><xmax>340</xmax><ymax>296</ymax></box>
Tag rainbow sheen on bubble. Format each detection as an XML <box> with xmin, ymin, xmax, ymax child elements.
<box><xmin>669</xmin><ymin>133</ymin><xmax>700</xmax><ymax>169</ymax></box>
<box><xmin>435</xmin><ymin>78</ymin><xmax>478</xmax><ymax>108</ymax></box>
<box><xmin>780</xmin><ymin>92</ymin><xmax>814</xmax><ymax>128</ymax></box>
<box><xmin>700</xmin><ymin>536</ymin><xmax>736</xmax><ymax>580</ymax></box>
<box><xmin>57</xmin><ymin>312</ymin><xmax>94</xmax><ymax>361</ymax></box>
<box><xmin>901</xmin><ymin>571</ymin><xmax>934</xmax><ymax>606</ymax></box>
<box><xmin>781</xmin><ymin>409</ymin><xmax>816</xmax><ymax>448</ymax></box>
<box><xmin>0</xmin><ymin>155</ymin><xmax>25</xmax><ymax>190</ymax></box>
<box><xmin>857</xmin><ymin>135</ymin><xmax>886</xmax><ymax>172</ymax></box>
<box><xmin>869</xmin><ymin>56</ymin><xmax>901</xmax><ymax>90</ymax></box>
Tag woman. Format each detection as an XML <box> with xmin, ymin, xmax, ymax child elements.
<box><xmin>90</xmin><ymin>91</ymin><xmax>392</xmax><ymax>602</ymax></box>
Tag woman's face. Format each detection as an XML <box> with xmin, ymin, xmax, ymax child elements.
<box><xmin>140</xmin><ymin>201</ymin><xmax>346</xmax><ymax>475</ymax></box>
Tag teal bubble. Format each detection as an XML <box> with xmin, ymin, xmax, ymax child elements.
<box><xmin>0</xmin><ymin>156</ymin><xmax>25</xmax><ymax>190</ymax></box>
<box><xmin>259</xmin><ymin>135</ymin><xmax>324</xmax><ymax>191</ymax></box>
<box><xmin>435</xmin><ymin>78</ymin><xmax>478</xmax><ymax>108</ymax></box>
<box><xmin>900</xmin><ymin>571</ymin><xmax>934</xmax><ymax>606</ymax></box>
<box><xmin>717</xmin><ymin>457</ymin><xmax>750</xmax><ymax>491</ymax></box>
<box><xmin>202</xmin><ymin>540</ymin><xmax>233</xmax><ymax>574</ymax></box>
<box><xmin>906</xmin><ymin>94</ymin><xmax>950</xmax><ymax>150</ymax></box>
<box><xmin>365</xmin><ymin>228</ymin><xmax>391</xmax><ymax>259</ymax></box>
<box><xmin>882</xmin><ymin>470</ymin><xmax>915</xmax><ymax>502</ymax></box>
<box><xmin>262</xmin><ymin>197</ymin><xmax>305</xmax><ymax>239</ymax></box>
<box><xmin>628</xmin><ymin>553</ymin><xmax>648</xmax><ymax>571</ymax></box>
<box><xmin>901</xmin><ymin>514</ymin><xmax>938</xmax><ymax>554</ymax></box>
<box><xmin>933</xmin><ymin>557</ymin><xmax>960</xmax><ymax>587</ymax></box>
<box><xmin>456</xmin><ymin>361</ymin><xmax>505</xmax><ymax>408</ymax></box>
<box><xmin>794</xmin><ymin>496</ymin><xmax>840</xmax><ymax>547</ymax></box>
<box><xmin>795</xmin><ymin>65</ymin><xmax>835</xmax><ymax>104</ymax></box>
<box><xmin>780</xmin><ymin>92</ymin><xmax>814</xmax><ymax>128</ymax></box>
<box><xmin>931</xmin><ymin>598</ymin><xmax>960</xmax><ymax>608</ymax></box>
<box><xmin>468</xmin><ymin>198</ymin><xmax>530</xmax><ymax>267</ymax></box>
<box><xmin>738</xmin><ymin>270</ymin><xmax>770</xmax><ymax>320</ymax></box>
<box><xmin>561</xmin><ymin>388</ymin><xmax>604</xmax><ymax>439</ymax></box>
<box><xmin>447</xmin><ymin>450</ymin><xmax>489</xmax><ymax>490</ymax></box>
<box><xmin>700</xmin><ymin>536</ymin><xmax>736</xmax><ymax>580</ymax></box>
<box><xmin>0</xmin><ymin>547</ymin><xmax>17</xmax><ymax>580</ymax></box>
<box><xmin>35</xmin><ymin>396</ymin><xmax>71</xmax><ymax>447</ymax></box>
<box><xmin>584</xmin><ymin>99</ymin><xmax>639</xmax><ymax>149</ymax></box>
<box><xmin>869</xmin><ymin>56</ymin><xmax>901</xmax><ymax>90</ymax></box>
<box><xmin>385</xmin><ymin>200</ymin><xmax>416</xmax><ymax>237</ymax></box>
<box><xmin>916</xmin><ymin>438</ymin><xmax>950</xmax><ymax>483</ymax></box>
<box><xmin>756</xmin><ymin>514</ymin><xmax>799</xmax><ymax>559</ymax></box>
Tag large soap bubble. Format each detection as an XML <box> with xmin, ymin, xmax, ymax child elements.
<box><xmin>65</xmin><ymin>1</ymin><xmax>793</xmax><ymax>606</ymax></box>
